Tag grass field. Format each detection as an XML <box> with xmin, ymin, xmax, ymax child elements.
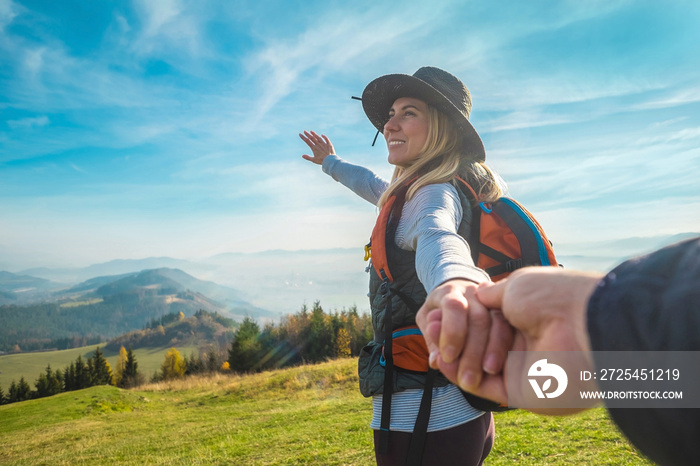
<box><xmin>0</xmin><ymin>344</ymin><xmax>199</xmax><ymax>389</ymax></box>
<box><xmin>0</xmin><ymin>358</ymin><xmax>653</xmax><ymax>465</ymax></box>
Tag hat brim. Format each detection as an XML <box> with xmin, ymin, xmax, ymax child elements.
<box><xmin>361</xmin><ymin>73</ymin><xmax>485</xmax><ymax>162</ymax></box>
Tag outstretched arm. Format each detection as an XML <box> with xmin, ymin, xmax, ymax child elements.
<box><xmin>299</xmin><ymin>130</ymin><xmax>388</xmax><ymax>205</ymax></box>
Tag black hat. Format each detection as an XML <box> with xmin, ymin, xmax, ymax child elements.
<box><xmin>361</xmin><ymin>66</ymin><xmax>485</xmax><ymax>162</ymax></box>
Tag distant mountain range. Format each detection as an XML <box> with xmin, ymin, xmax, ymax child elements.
<box><xmin>2</xmin><ymin>248</ymin><xmax>373</xmax><ymax>316</ymax></box>
<box><xmin>0</xmin><ymin>267</ymin><xmax>274</xmax><ymax>353</ymax></box>
<box><xmin>1</xmin><ymin>232</ymin><xmax>698</xmax><ymax>324</ymax></box>
<box><xmin>0</xmin><ymin>267</ymin><xmax>272</xmax><ymax>318</ymax></box>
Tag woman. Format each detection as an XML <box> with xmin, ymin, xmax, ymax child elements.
<box><xmin>300</xmin><ymin>67</ymin><xmax>504</xmax><ymax>466</ymax></box>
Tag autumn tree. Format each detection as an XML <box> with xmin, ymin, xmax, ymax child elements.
<box><xmin>113</xmin><ymin>346</ymin><xmax>128</xmax><ymax>386</ymax></box>
<box><xmin>334</xmin><ymin>328</ymin><xmax>352</xmax><ymax>358</ymax></box>
<box><xmin>160</xmin><ymin>347</ymin><xmax>186</xmax><ymax>380</ymax></box>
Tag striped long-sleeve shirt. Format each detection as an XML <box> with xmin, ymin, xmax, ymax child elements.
<box><xmin>322</xmin><ymin>154</ymin><xmax>487</xmax><ymax>432</ymax></box>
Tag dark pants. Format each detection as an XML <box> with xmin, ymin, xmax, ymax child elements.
<box><xmin>374</xmin><ymin>413</ymin><xmax>495</xmax><ymax>466</ymax></box>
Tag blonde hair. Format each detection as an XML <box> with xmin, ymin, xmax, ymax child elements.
<box><xmin>377</xmin><ymin>105</ymin><xmax>504</xmax><ymax>208</ymax></box>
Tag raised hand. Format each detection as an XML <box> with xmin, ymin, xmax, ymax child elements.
<box><xmin>299</xmin><ymin>130</ymin><xmax>335</xmax><ymax>165</ymax></box>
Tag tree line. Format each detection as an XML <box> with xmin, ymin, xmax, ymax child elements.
<box><xmin>0</xmin><ymin>301</ymin><xmax>373</xmax><ymax>404</ymax></box>
<box><xmin>0</xmin><ymin>346</ymin><xmax>140</xmax><ymax>405</ymax></box>
<box><xmin>227</xmin><ymin>301</ymin><xmax>372</xmax><ymax>373</ymax></box>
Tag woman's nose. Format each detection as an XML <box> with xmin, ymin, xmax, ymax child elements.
<box><xmin>384</xmin><ymin>115</ymin><xmax>399</xmax><ymax>133</ymax></box>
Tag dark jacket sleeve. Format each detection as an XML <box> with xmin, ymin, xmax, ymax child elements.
<box><xmin>586</xmin><ymin>237</ymin><xmax>700</xmax><ymax>466</ymax></box>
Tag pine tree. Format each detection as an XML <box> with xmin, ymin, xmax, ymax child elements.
<box><xmin>74</xmin><ymin>355</ymin><xmax>90</xmax><ymax>389</ymax></box>
<box><xmin>33</xmin><ymin>365</ymin><xmax>63</xmax><ymax>399</ymax></box>
<box><xmin>18</xmin><ymin>377</ymin><xmax>32</xmax><ymax>401</ymax></box>
<box><xmin>8</xmin><ymin>380</ymin><xmax>18</xmax><ymax>403</ymax></box>
<box><xmin>89</xmin><ymin>346</ymin><xmax>113</xmax><ymax>386</ymax></box>
<box><xmin>307</xmin><ymin>301</ymin><xmax>333</xmax><ymax>362</ymax></box>
<box><xmin>50</xmin><ymin>365</ymin><xmax>63</xmax><ymax>395</ymax></box>
<box><xmin>10</xmin><ymin>377</ymin><xmax>32</xmax><ymax>402</ymax></box>
<box><xmin>228</xmin><ymin>317</ymin><xmax>261</xmax><ymax>373</ymax></box>
<box><xmin>120</xmin><ymin>347</ymin><xmax>142</xmax><ymax>388</ymax></box>
<box><xmin>0</xmin><ymin>383</ymin><xmax>6</xmax><ymax>405</ymax></box>
<box><xmin>63</xmin><ymin>362</ymin><xmax>76</xmax><ymax>391</ymax></box>
<box><xmin>207</xmin><ymin>350</ymin><xmax>218</xmax><ymax>373</ymax></box>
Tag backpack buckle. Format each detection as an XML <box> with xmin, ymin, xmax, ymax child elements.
<box><xmin>505</xmin><ymin>259</ymin><xmax>523</xmax><ymax>273</ymax></box>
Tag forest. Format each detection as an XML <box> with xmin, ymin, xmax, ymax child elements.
<box><xmin>0</xmin><ymin>302</ymin><xmax>373</xmax><ymax>405</ymax></box>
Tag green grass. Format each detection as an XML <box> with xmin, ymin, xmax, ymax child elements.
<box><xmin>0</xmin><ymin>345</ymin><xmax>198</xmax><ymax>389</ymax></box>
<box><xmin>0</xmin><ymin>358</ymin><xmax>654</xmax><ymax>465</ymax></box>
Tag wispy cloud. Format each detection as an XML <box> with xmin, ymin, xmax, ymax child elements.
<box><xmin>243</xmin><ymin>4</ymin><xmax>448</xmax><ymax>125</ymax></box>
<box><xmin>632</xmin><ymin>84</ymin><xmax>700</xmax><ymax>110</ymax></box>
<box><xmin>70</xmin><ymin>163</ymin><xmax>87</xmax><ymax>174</ymax></box>
<box><xmin>0</xmin><ymin>0</ymin><xmax>20</xmax><ymax>32</ymax></box>
<box><xmin>1</xmin><ymin>0</ymin><xmax>699</xmax><ymax>270</ymax></box>
<box><xmin>130</xmin><ymin>0</ymin><xmax>207</xmax><ymax>59</ymax></box>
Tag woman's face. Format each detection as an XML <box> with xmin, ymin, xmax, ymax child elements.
<box><xmin>383</xmin><ymin>97</ymin><xmax>429</xmax><ymax>168</ymax></box>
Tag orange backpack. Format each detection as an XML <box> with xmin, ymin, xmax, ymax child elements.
<box><xmin>456</xmin><ymin>176</ymin><xmax>558</xmax><ymax>281</ymax></box>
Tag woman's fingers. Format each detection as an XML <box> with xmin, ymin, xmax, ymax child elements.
<box><xmin>299</xmin><ymin>131</ymin><xmax>333</xmax><ymax>162</ymax></box>
<box><xmin>482</xmin><ymin>309</ymin><xmax>513</xmax><ymax>375</ymax></box>
<box><xmin>299</xmin><ymin>131</ymin><xmax>333</xmax><ymax>165</ymax></box>
<box><xmin>455</xmin><ymin>292</ymin><xmax>491</xmax><ymax>391</ymax></box>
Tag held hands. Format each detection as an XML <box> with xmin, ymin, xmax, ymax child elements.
<box><xmin>417</xmin><ymin>279</ymin><xmax>513</xmax><ymax>394</ymax></box>
<box><xmin>299</xmin><ymin>130</ymin><xmax>335</xmax><ymax>165</ymax></box>
<box><xmin>416</xmin><ymin>268</ymin><xmax>603</xmax><ymax>410</ymax></box>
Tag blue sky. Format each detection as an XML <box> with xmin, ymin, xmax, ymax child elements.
<box><xmin>1</xmin><ymin>0</ymin><xmax>699</xmax><ymax>270</ymax></box>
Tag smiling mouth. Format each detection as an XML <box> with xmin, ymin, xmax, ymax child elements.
<box><xmin>388</xmin><ymin>141</ymin><xmax>405</xmax><ymax>146</ymax></box>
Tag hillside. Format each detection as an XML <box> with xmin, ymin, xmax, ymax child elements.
<box><xmin>0</xmin><ymin>268</ymin><xmax>266</xmax><ymax>353</ymax></box>
<box><xmin>103</xmin><ymin>309</ymin><xmax>236</xmax><ymax>352</ymax></box>
<box><xmin>0</xmin><ymin>344</ymin><xmax>199</xmax><ymax>392</ymax></box>
<box><xmin>0</xmin><ymin>358</ymin><xmax>653</xmax><ymax>465</ymax></box>
<box><xmin>0</xmin><ymin>271</ymin><xmax>63</xmax><ymax>305</ymax></box>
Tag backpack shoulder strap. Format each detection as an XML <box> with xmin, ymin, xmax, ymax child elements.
<box><xmin>368</xmin><ymin>183</ymin><xmax>411</xmax><ymax>283</ymax></box>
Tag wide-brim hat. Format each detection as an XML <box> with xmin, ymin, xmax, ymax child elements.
<box><xmin>361</xmin><ymin>66</ymin><xmax>485</xmax><ymax>162</ymax></box>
